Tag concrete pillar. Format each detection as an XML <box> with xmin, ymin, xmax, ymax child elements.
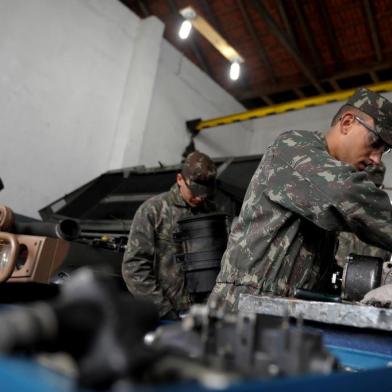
<box><xmin>109</xmin><ymin>16</ymin><xmax>164</xmax><ymax>169</ymax></box>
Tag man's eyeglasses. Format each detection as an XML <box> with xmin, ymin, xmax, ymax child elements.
<box><xmin>354</xmin><ymin>115</ymin><xmax>391</xmax><ymax>154</ymax></box>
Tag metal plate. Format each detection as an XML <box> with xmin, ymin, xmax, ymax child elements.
<box><xmin>238</xmin><ymin>294</ymin><xmax>392</xmax><ymax>331</ymax></box>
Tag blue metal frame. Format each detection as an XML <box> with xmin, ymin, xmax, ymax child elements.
<box><xmin>2</xmin><ymin>355</ymin><xmax>392</xmax><ymax>392</ymax></box>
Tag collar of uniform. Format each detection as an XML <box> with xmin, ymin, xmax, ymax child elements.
<box><xmin>318</xmin><ymin>131</ymin><xmax>333</xmax><ymax>157</ymax></box>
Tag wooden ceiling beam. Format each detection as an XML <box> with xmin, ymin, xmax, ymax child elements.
<box><xmin>328</xmin><ymin>79</ymin><xmax>341</xmax><ymax>91</ymax></box>
<box><xmin>362</xmin><ymin>0</ymin><xmax>383</xmax><ymax>62</ymax></box>
<box><xmin>251</xmin><ymin>0</ymin><xmax>325</xmax><ymax>94</ymax></box>
<box><xmin>276</xmin><ymin>0</ymin><xmax>299</xmax><ymax>52</ymax></box>
<box><xmin>198</xmin><ymin>0</ymin><xmax>259</xmax><ymax>97</ymax></box>
<box><xmin>369</xmin><ymin>71</ymin><xmax>380</xmax><ymax>83</ymax></box>
<box><xmin>291</xmin><ymin>0</ymin><xmax>325</xmax><ymax>77</ymax></box>
<box><xmin>199</xmin><ymin>0</ymin><xmax>226</xmax><ymax>38</ymax></box>
<box><xmin>315</xmin><ymin>0</ymin><xmax>343</xmax><ymax>74</ymax></box>
<box><xmin>165</xmin><ymin>0</ymin><xmax>213</xmax><ymax>75</ymax></box>
<box><xmin>329</xmin><ymin>61</ymin><xmax>391</xmax><ymax>80</ymax></box>
<box><xmin>235</xmin><ymin>0</ymin><xmax>277</xmax><ymax>84</ymax></box>
<box><xmin>136</xmin><ymin>0</ymin><xmax>150</xmax><ymax>17</ymax></box>
<box><xmin>294</xmin><ymin>88</ymin><xmax>305</xmax><ymax>98</ymax></box>
<box><xmin>261</xmin><ymin>95</ymin><xmax>275</xmax><ymax>105</ymax></box>
<box><xmin>237</xmin><ymin>61</ymin><xmax>392</xmax><ymax>101</ymax></box>
<box><xmin>237</xmin><ymin>82</ymin><xmax>306</xmax><ymax>101</ymax></box>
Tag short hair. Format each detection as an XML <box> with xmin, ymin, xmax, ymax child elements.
<box><xmin>330</xmin><ymin>105</ymin><xmax>365</xmax><ymax>126</ymax></box>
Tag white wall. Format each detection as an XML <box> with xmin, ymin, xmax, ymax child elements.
<box><xmin>248</xmin><ymin>105</ymin><xmax>338</xmax><ymax>155</ymax></box>
<box><xmin>139</xmin><ymin>41</ymin><xmax>253</xmax><ymax>166</ymax></box>
<box><xmin>0</xmin><ymin>0</ymin><xmax>251</xmax><ymax>218</ymax></box>
<box><xmin>0</xmin><ymin>0</ymin><xmax>141</xmax><ymax>217</ymax></box>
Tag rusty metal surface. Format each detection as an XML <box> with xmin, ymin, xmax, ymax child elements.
<box><xmin>238</xmin><ymin>294</ymin><xmax>392</xmax><ymax>331</ymax></box>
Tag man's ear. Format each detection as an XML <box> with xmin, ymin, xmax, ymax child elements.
<box><xmin>340</xmin><ymin>112</ymin><xmax>355</xmax><ymax>135</ymax></box>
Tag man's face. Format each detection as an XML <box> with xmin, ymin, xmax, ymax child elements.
<box><xmin>176</xmin><ymin>173</ymin><xmax>205</xmax><ymax>207</ymax></box>
<box><xmin>338</xmin><ymin>112</ymin><xmax>387</xmax><ymax>170</ymax></box>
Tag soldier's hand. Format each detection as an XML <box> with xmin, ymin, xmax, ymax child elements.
<box><xmin>361</xmin><ymin>284</ymin><xmax>392</xmax><ymax>308</ymax></box>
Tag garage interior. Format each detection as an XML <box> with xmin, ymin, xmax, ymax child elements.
<box><xmin>1</xmin><ymin>1</ymin><xmax>392</xmax><ymax>391</ymax></box>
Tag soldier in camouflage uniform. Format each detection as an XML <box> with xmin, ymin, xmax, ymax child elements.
<box><xmin>122</xmin><ymin>151</ymin><xmax>218</xmax><ymax>319</ymax></box>
<box><xmin>335</xmin><ymin>162</ymin><xmax>391</xmax><ymax>266</ymax></box>
<box><xmin>208</xmin><ymin>87</ymin><xmax>392</xmax><ymax>312</ymax></box>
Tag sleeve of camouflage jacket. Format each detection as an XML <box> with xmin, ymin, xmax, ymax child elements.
<box><xmin>121</xmin><ymin>202</ymin><xmax>174</xmax><ymax>317</ymax></box>
<box><xmin>266</xmin><ymin>135</ymin><xmax>392</xmax><ymax>251</ymax></box>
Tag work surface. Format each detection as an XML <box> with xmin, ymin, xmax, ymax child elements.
<box><xmin>3</xmin><ymin>294</ymin><xmax>392</xmax><ymax>391</ymax></box>
<box><xmin>238</xmin><ymin>294</ymin><xmax>392</xmax><ymax>331</ymax></box>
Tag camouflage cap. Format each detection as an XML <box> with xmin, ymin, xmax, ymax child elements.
<box><xmin>347</xmin><ymin>87</ymin><xmax>392</xmax><ymax>145</ymax></box>
<box><xmin>181</xmin><ymin>151</ymin><xmax>217</xmax><ymax>198</ymax></box>
<box><xmin>365</xmin><ymin>161</ymin><xmax>386</xmax><ymax>187</ymax></box>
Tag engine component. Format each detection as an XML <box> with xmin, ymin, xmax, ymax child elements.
<box><xmin>0</xmin><ymin>267</ymin><xmax>340</xmax><ymax>389</ymax></box>
<box><xmin>341</xmin><ymin>254</ymin><xmax>384</xmax><ymax>301</ymax></box>
<box><xmin>293</xmin><ymin>288</ymin><xmax>341</xmax><ymax>303</ymax></box>
<box><xmin>149</xmin><ymin>305</ymin><xmax>337</xmax><ymax>378</ymax></box>
<box><xmin>0</xmin><ymin>232</ymin><xmax>19</xmax><ymax>282</ymax></box>
<box><xmin>12</xmin><ymin>219</ymin><xmax>80</xmax><ymax>241</ymax></box>
<box><xmin>173</xmin><ymin>213</ymin><xmax>228</xmax><ymax>302</ymax></box>
<box><xmin>0</xmin><ymin>232</ymin><xmax>70</xmax><ymax>283</ymax></box>
<box><xmin>0</xmin><ymin>268</ymin><xmax>159</xmax><ymax>390</ymax></box>
<box><xmin>381</xmin><ymin>261</ymin><xmax>392</xmax><ymax>285</ymax></box>
<box><xmin>0</xmin><ymin>205</ymin><xmax>14</xmax><ymax>231</ymax></box>
<box><xmin>0</xmin><ymin>204</ymin><xmax>80</xmax><ymax>241</ymax></box>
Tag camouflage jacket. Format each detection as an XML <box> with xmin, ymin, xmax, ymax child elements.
<box><xmin>122</xmin><ymin>184</ymin><xmax>217</xmax><ymax>317</ymax></box>
<box><xmin>335</xmin><ymin>232</ymin><xmax>391</xmax><ymax>267</ymax></box>
<box><xmin>209</xmin><ymin>130</ymin><xmax>392</xmax><ymax>311</ymax></box>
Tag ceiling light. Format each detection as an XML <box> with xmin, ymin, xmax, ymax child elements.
<box><xmin>229</xmin><ymin>61</ymin><xmax>241</xmax><ymax>81</ymax></box>
<box><xmin>179</xmin><ymin>6</ymin><xmax>244</xmax><ymax>79</ymax></box>
<box><xmin>178</xmin><ymin>7</ymin><xmax>196</xmax><ymax>40</ymax></box>
<box><xmin>179</xmin><ymin>19</ymin><xmax>192</xmax><ymax>40</ymax></box>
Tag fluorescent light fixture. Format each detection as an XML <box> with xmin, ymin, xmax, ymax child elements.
<box><xmin>179</xmin><ymin>19</ymin><xmax>192</xmax><ymax>39</ymax></box>
<box><xmin>229</xmin><ymin>61</ymin><xmax>241</xmax><ymax>81</ymax></box>
<box><xmin>179</xmin><ymin>6</ymin><xmax>244</xmax><ymax>65</ymax></box>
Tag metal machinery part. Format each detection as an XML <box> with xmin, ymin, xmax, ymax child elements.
<box><xmin>148</xmin><ymin>305</ymin><xmax>337</xmax><ymax>378</ymax></box>
<box><xmin>0</xmin><ymin>232</ymin><xmax>70</xmax><ymax>283</ymax></box>
<box><xmin>0</xmin><ymin>203</ymin><xmax>125</xmax><ymax>287</ymax></box>
<box><xmin>0</xmin><ymin>204</ymin><xmax>80</xmax><ymax>241</ymax></box>
<box><xmin>341</xmin><ymin>254</ymin><xmax>384</xmax><ymax>301</ymax></box>
<box><xmin>0</xmin><ymin>268</ymin><xmax>159</xmax><ymax>390</ymax></box>
<box><xmin>382</xmin><ymin>260</ymin><xmax>392</xmax><ymax>285</ymax></box>
<box><xmin>0</xmin><ymin>205</ymin><xmax>15</xmax><ymax>231</ymax></box>
<box><xmin>173</xmin><ymin>213</ymin><xmax>229</xmax><ymax>302</ymax></box>
<box><xmin>238</xmin><ymin>294</ymin><xmax>392</xmax><ymax>331</ymax></box>
<box><xmin>13</xmin><ymin>219</ymin><xmax>80</xmax><ymax>242</ymax></box>
<box><xmin>0</xmin><ymin>232</ymin><xmax>19</xmax><ymax>282</ymax></box>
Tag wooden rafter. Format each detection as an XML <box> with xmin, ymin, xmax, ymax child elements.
<box><xmin>291</xmin><ymin>0</ymin><xmax>325</xmax><ymax>77</ymax></box>
<box><xmin>252</xmin><ymin>0</ymin><xmax>325</xmax><ymax>94</ymax></box>
<box><xmin>235</xmin><ymin>0</ymin><xmax>277</xmax><ymax>84</ymax></box>
<box><xmin>315</xmin><ymin>0</ymin><xmax>342</xmax><ymax>74</ymax></box>
<box><xmin>362</xmin><ymin>0</ymin><xmax>383</xmax><ymax>62</ymax></box>
<box><xmin>165</xmin><ymin>0</ymin><xmax>213</xmax><ymax>75</ymax></box>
